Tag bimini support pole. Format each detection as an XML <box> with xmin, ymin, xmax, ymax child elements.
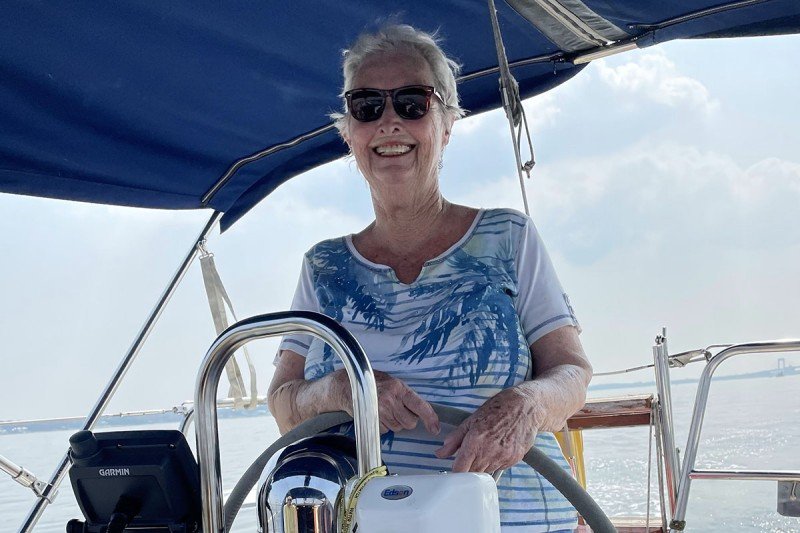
<box><xmin>487</xmin><ymin>0</ymin><xmax>536</xmax><ymax>216</ymax></box>
<box><xmin>1</xmin><ymin>454</ymin><xmax>49</xmax><ymax>500</ymax></box>
<box><xmin>19</xmin><ymin>210</ymin><xmax>223</xmax><ymax>533</ymax></box>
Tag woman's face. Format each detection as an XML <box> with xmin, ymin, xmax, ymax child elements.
<box><xmin>343</xmin><ymin>51</ymin><xmax>453</xmax><ymax>198</ymax></box>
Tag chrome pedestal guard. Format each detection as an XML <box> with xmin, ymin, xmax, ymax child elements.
<box><xmin>668</xmin><ymin>339</ymin><xmax>800</xmax><ymax>532</ymax></box>
<box><xmin>194</xmin><ymin>311</ymin><xmax>382</xmax><ymax>533</ymax></box>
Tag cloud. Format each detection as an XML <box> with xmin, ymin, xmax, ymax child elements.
<box><xmin>453</xmin><ymin>89</ymin><xmax>562</xmax><ymax>137</ymax></box>
<box><xmin>595</xmin><ymin>50</ymin><xmax>719</xmax><ymax>113</ymax></box>
<box><xmin>523</xmin><ymin>92</ymin><xmax>562</xmax><ymax>130</ymax></box>
<box><xmin>454</xmin><ymin>140</ymin><xmax>800</xmax><ymax>265</ymax></box>
<box><xmin>453</xmin><ymin>110</ymin><xmax>495</xmax><ymax>135</ymax></box>
<box><xmin>739</xmin><ymin>157</ymin><xmax>800</xmax><ymax>202</ymax></box>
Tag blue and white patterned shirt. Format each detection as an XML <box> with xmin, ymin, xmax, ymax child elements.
<box><xmin>280</xmin><ymin>208</ymin><xmax>581</xmax><ymax>532</ymax></box>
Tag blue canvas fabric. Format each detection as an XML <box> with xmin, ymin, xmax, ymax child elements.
<box><xmin>280</xmin><ymin>208</ymin><xmax>581</xmax><ymax>531</ymax></box>
<box><xmin>1</xmin><ymin>2</ymin><xmax>798</xmax><ymax>230</ymax></box>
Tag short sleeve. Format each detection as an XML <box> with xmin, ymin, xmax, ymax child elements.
<box><xmin>515</xmin><ymin>218</ymin><xmax>581</xmax><ymax>346</ymax></box>
<box><xmin>276</xmin><ymin>255</ymin><xmax>319</xmax><ymax>361</ymax></box>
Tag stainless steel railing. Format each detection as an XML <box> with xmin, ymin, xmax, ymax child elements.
<box><xmin>669</xmin><ymin>339</ymin><xmax>800</xmax><ymax>532</ymax></box>
<box><xmin>193</xmin><ymin>311</ymin><xmax>382</xmax><ymax>533</ymax></box>
<box><xmin>653</xmin><ymin>331</ymin><xmax>680</xmax><ymax>516</ymax></box>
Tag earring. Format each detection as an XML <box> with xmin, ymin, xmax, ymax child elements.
<box><xmin>437</xmin><ymin>158</ymin><xmax>444</xmax><ymax>170</ymax></box>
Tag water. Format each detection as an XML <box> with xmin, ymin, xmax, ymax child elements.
<box><xmin>2</xmin><ymin>376</ymin><xmax>798</xmax><ymax>532</ymax></box>
<box><xmin>582</xmin><ymin>376</ymin><xmax>800</xmax><ymax>532</ymax></box>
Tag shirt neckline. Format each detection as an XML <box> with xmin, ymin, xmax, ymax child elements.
<box><xmin>344</xmin><ymin>208</ymin><xmax>486</xmax><ymax>278</ymax></box>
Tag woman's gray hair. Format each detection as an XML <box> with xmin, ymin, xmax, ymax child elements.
<box><xmin>331</xmin><ymin>24</ymin><xmax>465</xmax><ymax>136</ymax></box>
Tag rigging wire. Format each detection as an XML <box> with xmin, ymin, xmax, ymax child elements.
<box><xmin>487</xmin><ymin>0</ymin><xmax>537</xmax><ymax>215</ymax></box>
<box><xmin>592</xmin><ymin>346</ymin><xmax>731</xmax><ymax>377</ymax></box>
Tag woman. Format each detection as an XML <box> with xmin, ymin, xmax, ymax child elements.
<box><xmin>268</xmin><ymin>24</ymin><xmax>592</xmax><ymax>532</ymax></box>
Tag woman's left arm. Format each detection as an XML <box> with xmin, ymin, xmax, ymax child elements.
<box><xmin>517</xmin><ymin>324</ymin><xmax>592</xmax><ymax>432</ymax></box>
<box><xmin>436</xmin><ymin>325</ymin><xmax>591</xmax><ymax>473</ymax></box>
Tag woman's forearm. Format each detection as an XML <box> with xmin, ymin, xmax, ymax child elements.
<box><xmin>514</xmin><ymin>363</ymin><xmax>591</xmax><ymax>433</ymax></box>
<box><xmin>268</xmin><ymin>371</ymin><xmax>348</xmax><ymax>434</ymax></box>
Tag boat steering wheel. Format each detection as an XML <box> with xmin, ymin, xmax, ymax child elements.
<box><xmin>223</xmin><ymin>404</ymin><xmax>617</xmax><ymax>533</ymax></box>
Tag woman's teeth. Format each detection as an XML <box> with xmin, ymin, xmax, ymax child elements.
<box><xmin>375</xmin><ymin>144</ymin><xmax>412</xmax><ymax>156</ymax></box>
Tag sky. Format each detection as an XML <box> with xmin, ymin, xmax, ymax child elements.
<box><xmin>1</xmin><ymin>35</ymin><xmax>799</xmax><ymax>422</ymax></box>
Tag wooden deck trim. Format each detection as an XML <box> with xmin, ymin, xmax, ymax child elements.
<box><xmin>612</xmin><ymin>516</ymin><xmax>665</xmax><ymax>532</ymax></box>
<box><xmin>578</xmin><ymin>515</ymin><xmax>664</xmax><ymax>532</ymax></box>
<box><xmin>567</xmin><ymin>394</ymin><xmax>654</xmax><ymax>430</ymax></box>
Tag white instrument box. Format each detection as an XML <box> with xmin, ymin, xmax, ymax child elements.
<box><xmin>354</xmin><ymin>472</ymin><xmax>501</xmax><ymax>532</ymax></box>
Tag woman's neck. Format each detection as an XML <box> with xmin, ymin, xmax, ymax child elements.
<box><xmin>368</xmin><ymin>193</ymin><xmax>450</xmax><ymax>253</ymax></box>
<box><xmin>354</xmin><ymin>192</ymin><xmax>478</xmax><ymax>283</ymax></box>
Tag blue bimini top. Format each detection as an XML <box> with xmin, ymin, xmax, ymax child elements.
<box><xmin>1</xmin><ymin>1</ymin><xmax>798</xmax><ymax>230</ymax></box>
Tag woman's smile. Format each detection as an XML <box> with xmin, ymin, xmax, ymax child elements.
<box><xmin>373</xmin><ymin>143</ymin><xmax>415</xmax><ymax>156</ymax></box>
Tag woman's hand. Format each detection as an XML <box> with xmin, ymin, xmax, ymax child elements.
<box><xmin>435</xmin><ymin>386</ymin><xmax>542</xmax><ymax>473</ymax></box>
<box><xmin>435</xmin><ymin>326</ymin><xmax>591</xmax><ymax>473</ymax></box>
<box><xmin>333</xmin><ymin>369</ymin><xmax>440</xmax><ymax>435</ymax></box>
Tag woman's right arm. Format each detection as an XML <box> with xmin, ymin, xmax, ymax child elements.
<box><xmin>268</xmin><ymin>349</ymin><xmax>347</xmax><ymax>434</ymax></box>
<box><xmin>268</xmin><ymin>349</ymin><xmax>440</xmax><ymax>436</ymax></box>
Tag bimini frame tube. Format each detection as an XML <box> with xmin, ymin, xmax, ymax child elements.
<box><xmin>1</xmin><ymin>455</ymin><xmax>47</xmax><ymax>498</ymax></box>
<box><xmin>194</xmin><ymin>311</ymin><xmax>381</xmax><ymax>533</ymax></box>
<box><xmin>19</xmin><ymin>210</ymin><xmax>222</xmax><ymax>533</ymax></box>
<box><xmin>670</xmin><ymin>339</ymin><xmax>800</xmax><ymax>532</ymax></box>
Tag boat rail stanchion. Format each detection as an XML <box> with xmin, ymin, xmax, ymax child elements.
<box><xmin>651</xmin><ymin>399</ymin><xmax>669</xmax><ymax>532</ymax></box>
<box><xmin>194</xmin><ymin>311</ymin><xmax>382</xmax><ymax>533</ymax></box>
<box><xmin>18</xmin><ymin>211</ymin><xmax>223</xmax><ymax>533</ymax></box>
<box><xmin>653</xmin><ymin>328</ymin><xmax>681</xmax><ymax>518</ymax></box>
<box><xmin>670</xmin><ymin>339</ymin><xmax>800</xmax><ymax>532</ymax></box>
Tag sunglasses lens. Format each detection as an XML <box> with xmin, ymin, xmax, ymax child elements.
<box><xmin>347</xmin><ymin>86</ymin><xmax>434</xmax><ymax>122</ymax></box>
<box><xmin>349</xmin><ymin>90</ymin><xmax>385</xmax><ymax>122</ymax></box>
<box><xmin>394</xmin><ymin>87</ymin><xmax>431</xmax><ymax>120</ymax></box>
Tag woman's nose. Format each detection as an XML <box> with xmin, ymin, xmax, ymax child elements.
<box><xmin>377</xmin><ymin>97</ymin><xmax>402</xmax><ymax>132</ymax></box>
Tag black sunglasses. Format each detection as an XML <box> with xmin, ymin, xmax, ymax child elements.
<box><xmin>345</xmin><ymin>85</ymin><xmax>443</xmax><ymax>122</ymax></box>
